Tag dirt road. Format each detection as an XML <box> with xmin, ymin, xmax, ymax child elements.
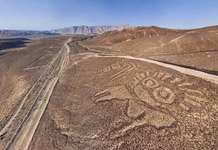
<box><xmin>0</xmin><ymin>38</ymin><xmax>71</xmax><ymax>150</ymax></box>
<box><xmin>94</xmin><ymin>54</ymin><xmax>218</xmax><ymax>84</ymax></box>
<box><xmin>1</xmin><ymin>36</ymin><xmax>217</xmax><ymax>149</ymax></box>
<box><xmin>28</xmin><ymin>38</ymin><xmax>218</xmax><ymax>149</ymax></box>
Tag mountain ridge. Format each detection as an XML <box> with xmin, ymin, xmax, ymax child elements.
<box><xmin>0</xmin><ymin>25</ymin><xmax>130</xmax><ymax>37</ymax></box>
<box><xmin>51</xmin><ymin>25</ymin><xmax>130</xmax><ymax>35</ymax></box>
<box><xmin>83</xmin><ymin>25</ymin><xmax>218</xmax><ymax>55</ymax></box>
<box><xmin>0</xmin><ymin>30</ymin><xmax>59</xmax><ymax>38</ymax></box>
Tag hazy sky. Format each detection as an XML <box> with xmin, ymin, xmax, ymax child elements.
<box><xmin>0</xmin><ymin>0</ymin><xmax>218</xmax><ymax>30</ymax></box>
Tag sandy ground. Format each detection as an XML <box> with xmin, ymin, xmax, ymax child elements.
<box><xmin>0</xmin><ymin>35</ymin><xmax>217</xmax><ymax>149</ymax></box>
<box><xmin>0</xmin><ymin>36</ymin><xmax>70</xmax><ymax>149</ymax></box>
<box><xmin>28</xmin><ymin>38</ymin><xmax>218</xmax><ymax>150</ymax></box>
<box><xmin>147</xmin><ymin>51</ymin><xmax>218</xmax><ymax>72</ymax></box>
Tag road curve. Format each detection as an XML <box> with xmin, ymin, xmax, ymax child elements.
<box><xmin>94</xmin><ymin>54</ymin><xmax>218</xmax><ymax>85</ymax></box>
<box><xmin>79</xmin><ymin>43</ymin><xmax>218</xmax><ymax>85</ymax></box>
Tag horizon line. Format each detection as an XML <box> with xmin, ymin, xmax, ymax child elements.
<box><xmin>1</xmin><ymin>24</ymin><xmax>218</xmax><ymax>31</ymax></box>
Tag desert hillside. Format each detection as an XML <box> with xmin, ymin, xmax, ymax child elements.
<box><xmin>83</xmin><ymin>25</ymin><xmax>218</xmax><ymax>55</ymax></box>
<box><xmin>82</xmin><ymin>26</ymin><xmax>218</xmax><ymax>72</ymax></box>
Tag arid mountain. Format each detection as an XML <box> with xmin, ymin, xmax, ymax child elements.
<box><xmin>82</xmin><ymin>25</ymin><xmax>218</xmax><ymax>72</ymax></box>
<box><xmin>83</xmin><ymin>25</ymin><xmax>218</xmax><ymax>55</ymax></box>
<box><xmin>51</xmin><ymin>25</ymin><xmax>130</xmax><ymax>35</ymax></box>
<box><xmin>0</xmin><ymin>30</ymin><xmax>59</xmax><ymax>38</ymax></box>
<box><xmin>87</xmin><ymin>26</ymin><xmax>181</xmax><ymax>44</ymax></box>
<box><xmin>0</xmin><ymin>25</ymin><xmax>130</xmax><ymax>37</ymax></box>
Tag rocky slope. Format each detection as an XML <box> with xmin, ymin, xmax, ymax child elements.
<box><xmin>82</xmin><ymin>25</ymin><xmax>218</xmax><ymax>72</ymax></box>
<box><xmin>51</xmin><ymin>25</ymin><xmax>130</xmax><ymax>35</ymax></box>
<box><xmin>83</xmin><ymin>25</ymin><xmax>218</xmax><ymax>55</ymax></box>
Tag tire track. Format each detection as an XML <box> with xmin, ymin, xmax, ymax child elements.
<box><xmin>0</xmin><ymin>38</ymin><xmax>71</xmax><ymax>150</ymax></box>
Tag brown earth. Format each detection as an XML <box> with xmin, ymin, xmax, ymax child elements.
<box><xmin>148</xmin><ymin>51</ymin><xmax>218</xmax><ymax>73</ymax></box>
<box><xmin>82</xmin><ymin>25</ymin><xmax>218</xmax><ymax>72</ymax></box>
<box><xmin>29</xmin><ymin>35</ymin><xmax>218</xmax><ymax>150</ymax></box>
<box><xmin>0</xmin><ymin>36</ymin><xmax>70</xmax><ymax>149</ymax></box>
<box><xmin>0</xmin><ymin>36</ymin><xmax>69</xmax><ymax>127</ymax></box>
<box><xmin>0</xmin><ymin>25</ymin><xmax>218</xmax><ymax>150</ymax></box>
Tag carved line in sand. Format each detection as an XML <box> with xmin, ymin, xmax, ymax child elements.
<box><xmin>98</xmin><ymin>60</ymin><xmax>136</xmax><ymax>81</ymax></box>
<box><xmin>94</xmin><ymin>69</ymin><xmax>209</xmax><ymax>139</ymax></box>
<box><xmin>131</xmin><ymin>70</ymin><xmax>208</xmax><ymax>109</ymax></box>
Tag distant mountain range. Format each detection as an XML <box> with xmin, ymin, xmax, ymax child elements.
<box><xmin>0</xmin><ymin>25</ymin><xmax>130</xmax><ymax>37</ymax></box>
<box><xmin>51</xmin><ymin>25</ymin><xmax>130</xmax><ymax>35</ymax></box>
<box><xmin>0</xmin><ymin>30</ymin><xmax>59</xmax><ymax>38</ymax></box>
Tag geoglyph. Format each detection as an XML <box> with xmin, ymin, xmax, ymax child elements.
<box><xmin>94</xmin><ymin>69</ymin><xmax>209</xmax><ymax>138</ymax></box>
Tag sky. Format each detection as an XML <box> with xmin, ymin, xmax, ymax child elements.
<box><xmin>0</xmin><ymin>0</ymin><xmax>218</xmax><ymax>30</ymax></box>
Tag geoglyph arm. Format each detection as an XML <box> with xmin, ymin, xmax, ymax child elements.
<box><xmin>95</xmin><ymin>85</ymin><xmax>132</xmax><ymax>102</ymax></box>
